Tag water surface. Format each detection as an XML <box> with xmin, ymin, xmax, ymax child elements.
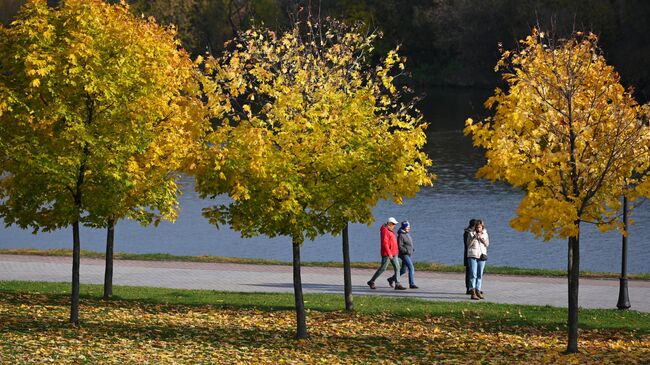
<box><xmin>1</xmin><ymin>88</ymin><xmax>648</xmax><ymax>274</ymax></box>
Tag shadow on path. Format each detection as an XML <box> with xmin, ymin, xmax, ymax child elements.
<box><xmin>244</xmin><ymin>282</ymin><xmax>467</xmax><ymax>300</ymax></box>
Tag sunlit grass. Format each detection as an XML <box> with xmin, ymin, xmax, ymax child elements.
<box><xmin>1</xmin><ymin>281</ymin><xmax>648</xmax><ymax>364</ymax></box>
<box><xmin>1</xmin><ymin>280</ymin><xmax>648</xmax><ymax>334</ymax></box>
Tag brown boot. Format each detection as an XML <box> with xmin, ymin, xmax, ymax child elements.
<box><xmin>394</xmin><ymin>284</ymin><xmax>407</xmax><ymax>290</ymax></box>
<box><xmin>476</xmin><ymin>289</ymin><xmax>484</xmax><ymax>299</ymax></box>
<box><xmin>470</xmin><ymin>289</ymin><xmax>480</xmax><ymax>300</ymax></box>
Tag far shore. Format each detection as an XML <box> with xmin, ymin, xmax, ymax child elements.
<box><xmin>2</xmin><ymin>248</ymin><xmax>648</xmax><ymax>281</ymax></box>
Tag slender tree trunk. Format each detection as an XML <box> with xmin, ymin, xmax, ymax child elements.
<box><xmin>103</xmin><ymin>218</ymin><xmax>115</xmax><ymax>300</ymax></box>
<box><xmin>617</xmin><ymin>196</ymin><xmax>630</xmax><ymax>309</ymax></box>
<box><xmin>70</xmin><ymin>220</ymin><xmax>81</xmax><ymax>327</ymax></box>
<box><xmin>342</xmin><ymin>223</ymin><xmax>353</xmax><ymax>311</ymax></box>
<box><xmin>566</xmin><ymin>232</ymin><xmax>580</xmax><ymax>353</ymax></box>
<box><xmin>292</xmin><ymin>238</ymin><xmax>308</xmax><ymax>339</ymax></box>
<box><xmin>70</xmin><ymin>93</ymin><xmax>90</xmax><ymax>326</ymax></box>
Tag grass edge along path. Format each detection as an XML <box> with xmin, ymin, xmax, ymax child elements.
<box><xmin>2</xmin><ymin>247</ymin><xmax>649</xmax><ymax>280</ymax></box>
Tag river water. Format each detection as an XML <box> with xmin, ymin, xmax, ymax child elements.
<box><xmin>1</xmin><ymin>88</ymin><xmax>648</xmax><ymax>274</ymax></box>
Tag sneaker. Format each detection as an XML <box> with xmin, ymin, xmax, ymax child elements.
<box><xmin>387</xmin><ymin>277</ymin><xmax>395</xmax><ymax>288</ymax></box>
<box><xmin>409</xmin><ymin>285</ymin><xmax>419</xmax><ymax>289</ymax></box>
<box><xmin>394</xmin><ymin>284</ymin><xmax>407</xmax><ymax>290</ymax></box>
<box><xmin>367</xmin><ymin>281</ymin><xmax>376</xmax><ymax>290</ymax></box>
<box><xmin>466</xmin><ymin>289</ymin><xmax>472</xmax><ymax>295</ymax></box>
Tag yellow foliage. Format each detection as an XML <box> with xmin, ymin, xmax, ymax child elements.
<box><xmin>196</xmin><ymin>20</ymin><xmax>433</xmax><ymax>242</ymax></box>
<box><xmin>0</xmin><ymin>0</ymin><xmax>209</xmax><ymax>229</ymax></box>
<box><xmin>464</xmin><ymin>29</ymin><xmax>650</xmax><ymax>240</ymax></box>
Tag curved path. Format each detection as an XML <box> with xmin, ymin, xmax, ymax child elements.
<box><xmin>1</xmin><ymin>254</ymin><xmax>649</xmax><ymax>312</ymax></box>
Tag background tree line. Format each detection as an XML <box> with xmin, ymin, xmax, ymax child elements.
<box><xmin>3</xmin><ymin>0</ymin><xmax>649</xmax><ymax>102</ymax></box>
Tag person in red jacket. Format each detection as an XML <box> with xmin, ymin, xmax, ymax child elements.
<box><xmin>367</xmin><ymin>217</ymin><xmax>407</xmax><ymax>290</ymax></box>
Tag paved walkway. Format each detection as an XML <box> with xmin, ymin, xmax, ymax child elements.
<box><xmin>1</xmin><ymin>254</ymin><xmax>649</xmax><ymax>312</ymax></box>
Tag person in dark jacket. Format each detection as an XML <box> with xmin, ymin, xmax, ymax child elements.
<box><xmin>463</xmin><ymin>219</ymin><xmax>477</xmax><ymax>294</ymax></box>
<box><xmin>388</xmin><ymin>221</ymin><xmax>418</xmax><ymax>288</ymax></box>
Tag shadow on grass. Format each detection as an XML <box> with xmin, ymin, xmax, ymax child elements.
<box><xmin>7</xmin><ymin>305</ymin><xmax>598</xmax><ymax>364</ymax></box>
<box><xmin>245</xmin><ymin>282</ymin><xmax>465</xmax><ymax>298</ymax></box>
<box><xmin>1</xmin><ymin>281</ymin><xmax>648</xmax><ymax>336</ymax></box>
<box><xmin>0</xmin><ymin>301</ymin><xmax>452</xmax><ymax>362</ymax></box>
<box><xmin>3</xmin><ymin>297</ymin><xmax>644</xmax><ymax>364</ymax></box>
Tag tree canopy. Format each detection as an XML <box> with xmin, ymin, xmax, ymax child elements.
<box><xmin>0</xmin><ymin>0</ymin><xmax>206</xmax><ymax>231</ymax></box>
<box><xmin>197</xmin><ymin>20</ymin><xmax>433</xmax><ymax>243</ymax></box>
<box><xmin>465</xmin><ymin>30</ymin><xmax>650</xmax><ymax>241</ymax></box>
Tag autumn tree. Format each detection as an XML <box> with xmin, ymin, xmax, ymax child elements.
<box><xmin>196</xmin><ymin>19</ymin><xmax>433</xmax><ymax>338</ymax></box>
<box><xmin>0</xmin><ymin>0</ymin><xmax>206</xmax><ymax>324</ymax></box>
<box><xmin>464</xmin><ymin>30</ymin><xmax>650</xmax><ymax>353</ymax></box>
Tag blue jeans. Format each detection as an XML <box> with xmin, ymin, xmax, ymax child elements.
<box><xmin>390</xmin><ymin>255</ymin><xmax>415</xmax><ymax>286</ymax></box>
<box><xmin>369</xmin><ymin>256</ymin><xmax>401</xmax><ymax>284</ymax></box>
<box><xmin>464</xmin><ymin>257</ymin><xmax>471</xmax><ymax>291</ymax></box>
<box><xmin>468</xmin><ymin>257</ymin><xmax>486</xmax><ymax>290</ymax></box>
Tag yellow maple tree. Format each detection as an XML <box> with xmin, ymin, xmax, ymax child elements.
<box><xmin>0</xmin><ymin>0</ymin><xmax>207</xmax><ymax>324</ymax></box>
<box><xmin>465</xmin><ymin>29</ymin><xmax>650</xmax><ymax>353</ymax></box>
<box><xmin>196</xmin><ymin>19</ymin><xmax>433</xmax><ymax>338</ymax></box>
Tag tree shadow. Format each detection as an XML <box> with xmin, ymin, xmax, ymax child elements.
<box><xmin>247</xmin><ymin>282</ymin><xmax>467</xmax><ymax>298</ymax></box>
<box><xmin>1</xmin><ymin>288</ymin><xmax>646</xmax><ymax>337</ymax></box>
<box><xmin>0</xmin><ymin>310</ymin><xmax>460</xmax><ymax>362</ymax></box>
<box><xmin>1</xmin><ymin>305</ymin><xmax>641</xmax><ymax>364</ymax></box>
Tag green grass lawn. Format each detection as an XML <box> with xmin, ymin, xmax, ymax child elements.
<box><xmin>3</xmin><ymin>247</ymin><xmax>649</xmax><ymax>280</ymax></box>
<box><xmin>1</xmin><ymin>280</ymin><xmax>648</xmax><ymax>334</ymax></box>
<box><xmin>1</xmin><ymin>280</ymin><xmax>648</xmax><ymax>364</ymax></box>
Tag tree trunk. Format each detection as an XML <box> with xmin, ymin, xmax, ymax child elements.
<box><xmin>103</xmin><ymin>218</ymin><xmax>115</xmax><ymax>300</ymax></box>
<box><xmin>70</xmin><ymin>95</ymin><xmax>89</xmax><ymax>326</ymax></box>
<box><xmin>70</xmin><ymin>220</ymin><xmax>81</xmax><ymax>327</ymax></box>
<box><xmin>617</xmin><ymin>196</ymin><xmax>631</xmax><ymax>309</ymax></box>
<box><xmin>342</xmin><ymin>223</ymin><xmax>353</xmax><ymax>311</ymax></box>
<box><xmin>292</xmin><ymin>238</ymin><xmax>308</xmax><ymax>339</ymax></box>
<box><xmin>566</xmin><ymin>233</ymin><xmax>580</xmax><ymax>353</ymax></box>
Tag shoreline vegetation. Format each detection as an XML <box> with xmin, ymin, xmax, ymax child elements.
<box><xmin>2</xmin><ymin>248</ymin><xmax>649</xmax><ymax>281</ymax></box>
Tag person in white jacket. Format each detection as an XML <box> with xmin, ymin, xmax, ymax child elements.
<box><xmin>466</xmin><ymin>219</ymin><xmax>489</xmax><ymax>300</ymax></box>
